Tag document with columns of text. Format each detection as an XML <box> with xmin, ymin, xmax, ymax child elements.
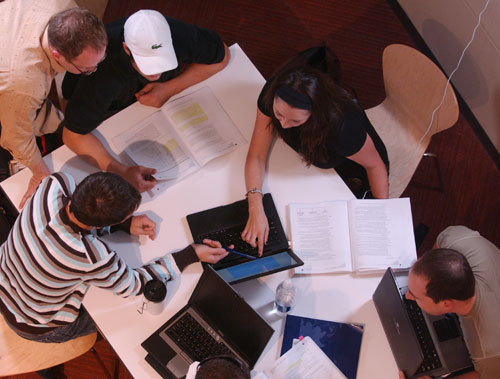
<box><xmin>289</xmin><ymin>198</ymin><xmax>416</xmax><ymax>274</ymax></box>
<box><xmin>113</xmin><ymin>86</ymin><xmax>245</xmax><ymax>182</ymax></box>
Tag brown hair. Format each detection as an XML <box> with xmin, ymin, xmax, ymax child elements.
<box><xmin>48</xmin><ymin>7</ymin><xmax>107</xmax><ymax>60</ymax></box>
<box><xmin>260</xmin><ymin>47</ymin><xmax>355</xmax><ymax>165</ymax></box>
<box><xmin>70</xmin><ymin>172</ymin><xmax>141</xmax><ymax>227</ymax></box>
<box><xmin>412</xmin><ymin>248</ymin><xmax>475</xmax><ymax>303</ymax></box>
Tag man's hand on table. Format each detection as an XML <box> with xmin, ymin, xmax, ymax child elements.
<box><xmin>130</xmin><ymin>215</ymin><xmax>156</xmax><ymax>240</ymax></box>
<box><xmin>19</xmin><ymin>174</ymin><xmax>45</xmax><ymax>208</ymax></box>
<box><xmin>136</xmin><ymin>82</ymin><xmax>177</xmax><ymax>108</ymax></box>
<box><xmin>19</xmin><ymin>160</ymin><xmax>51</xmax><ymax>208</ymax></box>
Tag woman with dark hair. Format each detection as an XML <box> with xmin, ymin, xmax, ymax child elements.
<box><xmin>242</xmin><ymin>47</ymin><xmax>389</xmax><ymax>254</ymax></box>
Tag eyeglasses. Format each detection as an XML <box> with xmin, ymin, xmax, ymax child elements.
<box><xmin>69</xmin><ymin>51</ymin><xmax>107</xmax><ymax>75</ymax></box>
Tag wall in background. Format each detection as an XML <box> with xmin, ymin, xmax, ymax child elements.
<box><xmin>397</xmin><ymin>0</ymin><xmax>500</xmax><ymax>153</ymax></box>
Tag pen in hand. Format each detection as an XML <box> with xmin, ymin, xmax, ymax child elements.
<box><xmin>223</xmin><ymin>247</ymin><xmax>257</xmax><ymax>260</ymax></box>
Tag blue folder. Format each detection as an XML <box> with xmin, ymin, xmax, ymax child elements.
<box><xmin>280</xmin><ymin>315</ymin><xmax>364</xmax><ymax>379</ymax></box>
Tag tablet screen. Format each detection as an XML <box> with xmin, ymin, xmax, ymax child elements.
<box><xmin>216</xmin><ymin>251</ymin><xmax>298</xmax><ymax>283</ymax></box>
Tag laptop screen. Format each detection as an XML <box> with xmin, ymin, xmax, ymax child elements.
<box><xmin>216</xmin><ymin>250</ymin><xmax>299</xmax><ymax>283</ymax></box>
<box><xmin>187</xmin><ymin>194</ymin><xmax>303</xmax><ymax>284</ymax></box>
<box><xmin>192</xmin><ymin>266</ymin><xmax>274</xmax><ymax>366</ymax></box>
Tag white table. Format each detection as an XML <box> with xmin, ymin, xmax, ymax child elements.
<box><xmin>1</xmin><ymin>44</ymin><xmax>398</xmax><ymax>378</ymax></box>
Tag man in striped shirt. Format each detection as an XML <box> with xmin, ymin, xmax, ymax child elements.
<box><xmin>0</xmin><ymin>171</ymin><xmax>228</xmax><ymax>342</ymax></box>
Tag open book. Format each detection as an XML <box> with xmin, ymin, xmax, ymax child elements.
<box><xmin>289</xmin><ymin>198</ymin><xmax>416</xmax><ymax>274</ymax></box>
<box><xmin>112</xmin><ymin>86</ymin><xmax>245</xmax><ymax>181</ymax></box>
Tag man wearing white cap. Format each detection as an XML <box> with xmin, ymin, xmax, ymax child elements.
<box><xmin>61</xmin><ymin>9</ymin><xmax>229</xmax><ymax>192</ymax></box>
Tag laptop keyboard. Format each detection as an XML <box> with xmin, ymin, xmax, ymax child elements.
<box><xmin>164</xmin><ymin>312</ymin><xmax>233</xmax><ymax>362</ymax></box>
<box><xmin>199</xmin><ymin>220</ymin><xmax>282</xmax><ymax>266</ymax></box>
<box><xmin>404</xmin><ymin>298</ymin><xmax>442</xmax><ymax>374</ymax></box>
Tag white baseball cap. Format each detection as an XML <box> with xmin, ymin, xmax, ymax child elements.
<box><xmin>124</xmin><ymin>10</ymin><xmax>178</xmax><ymax>75</ymax></box>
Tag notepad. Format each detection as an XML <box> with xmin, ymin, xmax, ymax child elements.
<box><xmin>289</xmin><ymin>198</ymin><xmax>417</xmax><ymax>274</ymax></box>
<box><xmin>112</xmin><ymin>86</ymin><xmax>245</xmax><ymax>182</ymax></box>
<box><xmin>281</xmin><ymin>315</ymin><xmax>364</xmax><ymax>379</ymax></box>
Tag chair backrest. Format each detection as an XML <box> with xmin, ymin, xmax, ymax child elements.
<box><xmin>365</xmin><ymin>44</ymin><xmax>459</xmax><ymax>198</ymax></box>
<box><xmin>0</xmin><ymin>313</ymin><xmax>97</xmax><ymax>375</ymax></box>
<box><xmin>382</xmin><ymin>44</ymin><xmax>459</xmax><ymax>136</ymax></box>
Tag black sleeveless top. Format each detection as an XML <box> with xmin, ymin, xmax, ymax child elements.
<box><xmin>257</xmin><ymin>80</ymin><xmax>389</xmax><ymax>170</ymax></box>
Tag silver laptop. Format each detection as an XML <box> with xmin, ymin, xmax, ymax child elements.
<box><xmin>373</xmin><ymin>267</ymin><xmax>472</xmax><ymax>378</ymax></box>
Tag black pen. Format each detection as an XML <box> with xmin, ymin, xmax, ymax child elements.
<box><xmin>145</xmin><ymin>174</ymin><xmax>157</xmax><ymax>181</ymax></box>
<box><xmin>224</xmin><ymin>247</ymin><xmax>257</xmax><ymax>260</ymax></box>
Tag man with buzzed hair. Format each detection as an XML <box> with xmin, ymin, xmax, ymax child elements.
<box><xmin>405</xmin><ymin>226</ymin><xmax>500</xmax><ymax>378</ymax></box>
<box><xmin>0</xmin><ymin>1</ymin><xmax>108</xmax><ymax>208</ymax></box>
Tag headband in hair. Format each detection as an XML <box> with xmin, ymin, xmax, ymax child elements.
<box><xmin>275</xmin><ymin>85</ymin><xmax>312</xmax><ymax>110</ymax></box>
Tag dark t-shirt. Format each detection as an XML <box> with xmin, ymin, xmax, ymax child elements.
<box><xmin>257</xmin><ymin>81</ymin><xmax>389</xmax><ymax>170</ymax></box>
<box><xmin>62</xmin><ymin>16</ymin><xmax>225</xmax><ymax>134</ymax></box>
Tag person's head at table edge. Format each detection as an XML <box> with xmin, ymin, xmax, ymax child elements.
<box><xmin>261</xmin><ymin>63</ymin><xmax>354</xmax><ymax>165</ymax></box>
<box><xmin>48</xmin><ymin>7</ymin><xmax>108</xmax><ymax>76</ymax></box>
<box><xmin>69</xmin><ymin>172</ymin><xmax>141</xmax><ymax>229</ymax></box>
<box><xmin>406</xmin><ymin>248</ymin><xmax>476</xmax><ymax>316</ymax></box>
<box><xmin>194</xmin><ymin>355</ymin><xmax>250</xmax><ymax>379</ymax></box>
<box><xmin>122</xmin><ymin>9</ymin><xmax>179</xmax><ymax>82</ymax></box>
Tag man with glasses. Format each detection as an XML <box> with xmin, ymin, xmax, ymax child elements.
<box><xmin>61</xmin><ymin>9</ymin><xmax>230</xmax><ymax>192</ymax></box>
<box><xmin>67</xmin><ymin>51</ymin><xmax>107</xmax><ymax>76</ymax></box>
<box><xmin>0</xmin><ymin>1</ymin><xmax>107</xmax><ymax>208</ymax></box>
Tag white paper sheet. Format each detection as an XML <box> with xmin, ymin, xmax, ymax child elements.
<box><xmin>263</xmin><ymin>337</ymin><xmax>346</xmax><ymax>379</ymax></box>
<box><xmin>290</xmin><ymin>202</ymin><xmax>352</xmax><ymax>274</ymax></box>
<box><xmin>348</xmin><ymin>198</ymin><xmax>417</xmax><ymax>272</ymax></box>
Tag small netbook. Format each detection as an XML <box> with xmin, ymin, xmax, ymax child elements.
<box><xmin>187</xmin><ymin>193</ymin><xmax>303</xmax><ymax>284</ymax></box>
<box><xmin>142</xmin><ymin>265</ymin><xmax>274</xmax><ymax>378</ymax></box>
<box><xmin>373</xmin><ymin>267</ymin><xmax>472</xmax><ymax>379</ymax></box>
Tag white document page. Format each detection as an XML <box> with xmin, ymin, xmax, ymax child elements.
<box><xmin>289</xmin><ymin>201</ymin><xmax>352</xmax><ymax>274</ymax></box>
<box><xmin>348</xmin><ymin>198</ymin><xmax>416</xmax><ymax>272</ymax></box>
<box><xmin>112</xmin><ymin>112</ymin><xmax>198</xmax><ymax>180</ymax></box>
<box><xmin>263</xmin><ymin>337</ymin><xmax>347</xmax><ymax>379</ymax></box>
<box><xmin>162</xmin><ymin>86</ymin><xmax>245</xmax><ymax>166</ymax></box>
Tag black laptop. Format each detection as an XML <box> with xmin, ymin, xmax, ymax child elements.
<box><xmin>142</xmin><ymin>265</ymin><xmax>274</xmax><ymax>378</ymax></box>
<box><xmin>187</xmin><ymin>193</ymin><xmax>303</xmax><ymax>284</ymax></box>
<box><xmin>373</xmin><ymin>267</ymin><xmax>472</xmax><ymax>379</ymax></box>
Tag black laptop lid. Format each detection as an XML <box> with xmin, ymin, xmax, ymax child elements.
<box><xmin>191</xmin><ymin>265</ymin><xmax>274</xmax><ymax>367</ymax></box>
<box><xmin>186</xmin><ymin>194</ymin><xmax>303</xmax><ymax>284</ymax></box>
<box><xmin>187</xmin><ymin>193</ymin><xmax>289</xmax><ymax>253</ymax></box>
<box><xmin>372</xmin><ymin>268</ymin><xmax>423</xmax><ymax>376</ymax></box>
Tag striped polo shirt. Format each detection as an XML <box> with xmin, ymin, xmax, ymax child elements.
<box><xmin>0</xmin><ymin>172</ymin><xmax>181</xmax><ymax>333</ymax></box>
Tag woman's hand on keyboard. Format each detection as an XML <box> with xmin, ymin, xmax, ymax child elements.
<box><xmin>193</xmin><ymin>239</ymin><xmax>230</xmax><ymax>264</ymax></box>
<box><xmin>241</xmin><ymin>199</ymin><xmax>268</xmax><ymax>256</ymax></box>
